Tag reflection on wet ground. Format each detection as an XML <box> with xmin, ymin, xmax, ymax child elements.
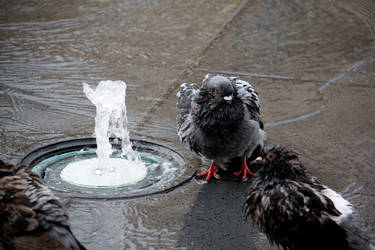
<box><xmin>1</xmin><ymin>0</ymin><xmax>374</xmax><ymax>249</ymax></box>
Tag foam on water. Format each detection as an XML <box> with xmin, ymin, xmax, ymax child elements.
<box><xmin>61</xmin><ymin>158</ymin><xmax>147</xmax><ymax>187</ymax></box>
<box><xmin>61</xmin><ymin>80</ymin><xmax>146</xmax><ymax>187</ymax></box>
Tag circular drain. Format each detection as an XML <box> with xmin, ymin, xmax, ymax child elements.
<box><xmin>20</xmin><ymin>138</ymin><xmax>195</xmax><ymax>199</ymax></box>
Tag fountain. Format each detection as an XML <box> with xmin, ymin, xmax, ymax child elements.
<box><xmin>21</xmin><ymin>80</ymin><xmax>194</xmax><ymax>199</ymax></box>
<box><xmin>60</xmin><ymin>81</ymin><xmax>147</xmax><ymax>187</ymax></box>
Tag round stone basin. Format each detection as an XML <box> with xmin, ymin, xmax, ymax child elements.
<box><xmin>20</xmin><ymin>138</ymin><xmax>193</xmax><ymax>199</ymax></box>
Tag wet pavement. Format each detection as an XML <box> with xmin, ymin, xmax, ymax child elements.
<box><xmin>1</xmin><ymin>0</ymin><xmax>374</xmax><ymax>249</ymax></box>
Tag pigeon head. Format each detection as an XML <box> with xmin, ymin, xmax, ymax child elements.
<box><xmin>193</xmin><ymin>74</ymin><xmax>244</xmax><ymax>130</ymax></box>
<box><xmin>200</xmin><ymin>74</ymin><xmax>235</xmax><ymax>104</ymax></box>
<box><xmin>250</xmin><ymin>145</ymin><xmax>305</xmax><ymax>179</ymax></box>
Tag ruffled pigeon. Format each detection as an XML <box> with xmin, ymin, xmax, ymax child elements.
<box><xmin>177</xmin><ymin>74</ymin><xmax>265</xmax><ymax>181</ymax></box>
<box><xmin>0</xmin><ymin>160</ymin><xmax>86</xmax><ymax>250</ymax></box>
<box><xmin>245</xmin><ymin>145</ymin><xmax>374</xmax><ymax>250</ymax></box>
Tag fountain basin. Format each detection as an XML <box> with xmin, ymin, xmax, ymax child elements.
<box><xmin>60</xmin><ymin>157</ymin><xmax>147</xmax><ymax>187</ymax></box>
<box><xmin>20</xmin><ymin>138</ymin><xmax>194</xmax><ymax>199</ymax></box>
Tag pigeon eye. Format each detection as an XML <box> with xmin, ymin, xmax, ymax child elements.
<box><xmin>214</xmin><ymin>88</ymin><xmax>219</xmax><ymax>94</ymax></box>
<box><xmin>266</xmin><ymin>153</ymin><xmax>276</xmax><ymax>161</ymax></box>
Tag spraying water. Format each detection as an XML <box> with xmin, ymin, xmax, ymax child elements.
<box><xmin>60</xmin><ymin>80</ymin><xmax>147</xmax><ymax>187</ymax></box>
<box><xmin>83</xmin><ymin>80</ymin><xmax>137</xmax><ymax>169</ymax></box>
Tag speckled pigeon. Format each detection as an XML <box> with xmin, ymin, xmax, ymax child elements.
<box><xmin>176</xmin><ymin>74</ymin><xmax>266</xmax><ymax>181</ymax></box>
<box><xmin>0</xmin><ymin>160</ymin><xmax>86</xmax><ymax>250</ymax></box>
<box><xmin>245</xmin><ymin>145</ymin><xmax>374</xmax><ymax>250</ymax></box>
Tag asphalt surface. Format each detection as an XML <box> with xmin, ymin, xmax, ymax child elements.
<box><xmin>141</xmin><ymin>0</ymin><xmax>375</xmax><ymax>249</ymax></box>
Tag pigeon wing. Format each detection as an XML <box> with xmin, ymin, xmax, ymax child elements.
<box><xmin>0</xmin><ymin>161</ymin><xmax>86</xmax><ymax>250</ymax></box>
<box><xmin>176</xmin><ymin>83</ymin><xmax>200</xmax><ymax>111</ymax></box>
<box><xmin>176</xmin><ymin>83</ymin><xmax>200</xmax><ymax>135</ymax></box>
<box><xmin>246</xmin><ymin>180</ymin><xmax>347</xmax><ymax>249</ymax></box>
<box><xmin>232</xmin><ymin>78</ymin><xmax>263</xmax><ymax>128</ymax></box>
<box><xmin>25</xmin><ymin>170</ymin><xmax>86</xmax><ymax>250</ymax></box>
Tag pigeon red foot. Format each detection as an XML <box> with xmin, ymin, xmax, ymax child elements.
<box><xmin>233</xmin><ymin>158</ymin><xmax>254</xmax><ymax>180</ymax></box>
<box><xmin>197</xmin><ymin>161</ymin><xmax>220</xmax><ymax>181</ymax></box>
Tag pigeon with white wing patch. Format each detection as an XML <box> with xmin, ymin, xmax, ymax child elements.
<box><xmin>245</xmin><ymin>145</ymin><xmax>374</xmax><ymax>250</ymax></box>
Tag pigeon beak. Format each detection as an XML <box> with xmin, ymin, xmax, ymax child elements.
<box><xmin>223</xmin><ymin>95</ymin><xmax>232</xmax><ymax>101</ymax></box>
<box><xmin>250</xmin><ymin>156</ymin><xmax>264</xmax><ymax>165</ymax></box>
<box><xmin>255</xmin><ymin>156</ymin><xmax>263</xmax><ymax>162</ymax></box>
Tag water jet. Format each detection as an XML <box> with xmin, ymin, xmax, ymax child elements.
<box><xmin>20</xmin><ymin>80</ymin><xmax>192</xmax><ymax>199</ymax></box>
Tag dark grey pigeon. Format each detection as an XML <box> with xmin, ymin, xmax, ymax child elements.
<box><xmin>177</xmin><ymin>74</ymin><xmax>266</xmax><ymax>181</ymax></box>
<box><xmin>245</xmin><ymin>145</ymin><xmax>374</xmax><ymax>250</ymax></box>
<box><xmin>0</xmin><ymin>160</ymin><xmax>86</xmax><ymax>250</ymax></box>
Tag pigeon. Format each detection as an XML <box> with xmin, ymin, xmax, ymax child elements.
<box><xmin>0</xmin><ymin>160</ymin><xmax>86</xmax><ymax>250</ymax></box>
<box><xmin>177</xmin><ymin>74</ymin><xmax>265</xmax><ymax>181</ymax></box>
<box><xmin>245</xmin><ymin>145</ymin><xmax>374</xmax><ymax>250</ymax></box>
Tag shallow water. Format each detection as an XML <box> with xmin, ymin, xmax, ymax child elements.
<box><xmin>1</xmin><ymin>0</ymin><xmax>374</xmax><ymax>249</ymax></box>
<box><xmin>0</xmin><ymin>1</ymin><xmax>242</xmax><ymax>248</ymax></box>
<box><xmin>0</xmin><ymin>0</ymin><xmax>235</xmax><ymax>161</ymax></box>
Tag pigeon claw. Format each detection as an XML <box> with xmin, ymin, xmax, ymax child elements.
<box><xmin>197</xmin><ymin>162</ymin><xmax>220</xmax><ymax>182</ymax></box>
<box><xmin>233</xmin><ymin>158</ymin><xmax>254</xmax><ymax>180</ymax></box>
